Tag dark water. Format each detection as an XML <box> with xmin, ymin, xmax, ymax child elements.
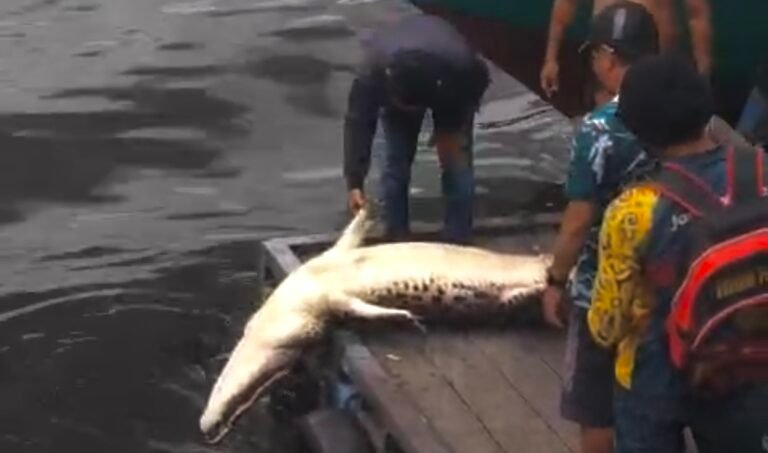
<box><xmin>0</xmin><ymin>0</ymin><xmax>571</xmax><ymax>451</ymax></box>
<box><xmin>0</xmin><ymin>242</ymin><xmax>267</xmax><ymax>452</ymax></box>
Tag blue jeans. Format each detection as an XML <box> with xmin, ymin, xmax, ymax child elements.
<box><xmin>615</xmin><ymin>384</ymin><xmax>768</xmax><ymax>453</ymax></box>
<box><xmin>379</xmin><ymin>107</ymin><xmax>475</xmax><ymax>244</ymax></box>
<box><xmin>614</xmin><ymin>389</ymin><xmax>688</xmax><ymax>453</ymax></box>
<box><xmin>689</xmin><ymin>383</ymin><xmax>768</xmax><ymax>453</ymax></box>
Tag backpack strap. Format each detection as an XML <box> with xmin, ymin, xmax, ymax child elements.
<box><xmin>651</xmin><ymin>160</ymin><xmax>724</xmax><ymax>218</ymax></box>
<box><xmin>728</xmin><ymin>143</ymin><xmax>766</xmax><ymax>204</ymax></box>
<box><xmin>760</xmin><ymin>146</ymin><xmax>767</xmax><ymax>197</ymax></box>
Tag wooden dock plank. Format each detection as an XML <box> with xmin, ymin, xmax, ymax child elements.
<box><xmin>424</xmin><ymin>331</ymin><xmax>571</xmax><ymax>453</ymax></box>
<box><xmin>513</xmin><ymin>329</ymin><xmax>567</xmax><ymax>379</ymax></box>
<box><xmin>470</xmin><ymin>330</ymin><xmax>578</xmax><ymax>452</ymax></box>
<box><xmin>365</xmin><ymin>331</ymin><xmax>504</xmax><ymax>453</ymax></box>
<box><xmin>339</xmin><ymin>333</ymin><xmax>453</xmax><ymax>453</ymax></box>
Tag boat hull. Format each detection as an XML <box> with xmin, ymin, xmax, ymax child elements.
<box><xmin>413</xmin><ymin>0</ymin><xmax>768</xmax><ymax>124</ymax></box>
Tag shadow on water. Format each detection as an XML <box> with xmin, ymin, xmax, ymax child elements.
<box><xmin>0</xmin><ymin>81</ymin><xmax>249</xmax><ymax>225</ymax></box>
<box><xmin>39</xmin><ymin>245</ymin><xmax>132</xmax><ymax>262</ymax></box>
<box><xmin>63</xmin><ymin>4</ymin><xmax>101</xmax><ymax>13</ymax></box>
<box><xmin>244</xmin><ymin>54</ymin><xmax>354</xmax><ymax>117</ymax></box>
<box><xmin>206</xmin><ymin>4</ymin><xmax>316</xmax><ymax>18</ymax></box>
<box><xmin>244</xmin><ymin>54</ymin><xmax>354</xmax><ymax>86</ymax></box>
<box><xmin>266</xmin><ymin>24</ymin><xmax>356</xmax><ymax>42</ymax></box>
<box><xmin>73</xmin><ymin>49</ymin><xmax>106</xmax><ymax>58</ymax></box>
<box><xmin>0</xmin><ymin>240</ymin><xmax>302</xmax><ymax>453</ymax></box>
<box><xmin>156</xmin><ymin>42</ymin><xmax>205</xmax><ymax>52</ymax></box>
<box><xmin>3</xmin><ymin>0</ymin><xmax>62</xmax><ymax>18</ymax></box>
<box><xmin>120</xmin><ymin>65</ymin><xmax>229</xmax><ymax>78</ymax></box>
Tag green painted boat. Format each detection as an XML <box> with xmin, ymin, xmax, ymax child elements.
<box><xmin>412</xmin><ymin>0</ymin><xmax>768</xmax><ymax>124</ymax></box>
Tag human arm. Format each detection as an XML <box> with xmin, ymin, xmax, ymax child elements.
<box><xmin>587</xmin><ymin>186</ymin><xmax>657</xmax><ymax>348</ymax></box>
<box><xmin>343</xmin><ymin>62</ymin><xmax>384</xmax><ymax>207</ymax></box>
<box><xmin>542</xmin><ymin>201</ymin><xmax>596</xmax><ymax>328</ymax></box>
<box><xmin>547</xmin><ymin>201</ymin><xmax>597</xmax><ymax>282</ymax></box>
<box><xmin>541</xmin><ymin>0</ymin><xmax>581</xmax><ymax>97</ymax></box>
<box><xmin>542</xmin><ymin>123</ymin><xmax>602</xmax><ymax>328</ymax></box>
<box><xmin>684</xmin><ymin>0</ymin><xmax>713</xmax><ymax>77</ymax></box>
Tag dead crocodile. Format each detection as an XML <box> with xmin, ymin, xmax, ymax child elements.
<box><xmin>199</xmin><ymin>207</ymin><xmax>552</xmax><ymax>443</ymax></box>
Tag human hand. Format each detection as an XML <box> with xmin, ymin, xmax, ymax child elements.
<box><xmin>540</xmin><ymin>59</ymin><xmax>560</xmax><ymax>98</ymax></box>
<box><xmin>542</xmin><ymin>284</ymin><xmax>567</xmax><ymax>329</ymax></box>
<box><xmin>348</xmin><ymin>189</ymin><xmax>366</xmax><ymax>214</ymax></box>
<box><xmin>697</xmin><ymin>55</ymin><xmax>712</xmax><ymax>79</ymax></box>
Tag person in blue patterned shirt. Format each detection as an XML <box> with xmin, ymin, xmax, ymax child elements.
<box><xmin>540</xmin><ymin>3</ymin><xmax>659</xmax><ymax>453</ymax></box>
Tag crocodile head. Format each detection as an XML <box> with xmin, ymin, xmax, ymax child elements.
<box><xmin>199</xmin><ymin>338</ymin><xmax>301</xmax><ymax>444</ymax></box>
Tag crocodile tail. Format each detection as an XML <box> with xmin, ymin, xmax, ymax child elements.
<box><xmin>329</xmin><ymin>206</ymin><xmax>372</xmax><ymax>252</ymax></box>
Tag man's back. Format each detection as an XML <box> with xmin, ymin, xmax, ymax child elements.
<box><xmin>361</xmin><ymin>14</ymin><xmax>477</xmax><ymax>71</ymax></box>
<box><xmin>590</xmin><ymin>145</ymin><xmax>768</xmax><ymax>395</ymax></box>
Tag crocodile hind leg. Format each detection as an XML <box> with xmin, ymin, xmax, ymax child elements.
<box><xmin>339</xmin><ymin>296</ymin><xmax>426</xmax><ymax>333</ymax></box>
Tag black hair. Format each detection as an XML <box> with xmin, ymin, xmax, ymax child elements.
<box><xmin>618</xmin><ymin>52</ymin><xmax>714</xmax><ymax>149</ymax></box>
<box><xmin>613</xmin><ymin>49</ymin><xmax>646</xmax><ymax>66</ymax></box>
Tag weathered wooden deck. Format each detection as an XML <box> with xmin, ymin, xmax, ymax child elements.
<box><xmin>261</xmin><ymin>214</ymin><xmax>579</xmax><ymax>453</ymax></box>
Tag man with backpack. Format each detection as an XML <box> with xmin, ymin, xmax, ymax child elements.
<box><xmin>587</xmin><ymin>53</ymin><xmax>768</xmax><ymax>452</ymax></box>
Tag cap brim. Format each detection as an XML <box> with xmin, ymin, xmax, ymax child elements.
<box><xmin>578</xmin><ymin>40</ymin><xmax>593</xmax><ymax>54</ymax></box>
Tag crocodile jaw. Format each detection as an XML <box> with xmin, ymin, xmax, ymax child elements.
<box><xmin>199</xmin><ymin>343</ymin><xmax>300</xmax><ymax>444</ymax></box>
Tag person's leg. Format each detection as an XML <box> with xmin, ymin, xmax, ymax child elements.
<box><xmin>561</xmin><ymin>306</ymin><xmax>616</xmax><ymax>453</ymax></box>
<box><xmin>580</xmin><ymin>427</ymin><xmax>613</xmax><ymax>453</ymax></box>
<box><xmin>613</xmin><ymin>389</ymin><xmax>687</xmax><ymax>453</ymax></box>
<box><xmin>437</xmin><ymin>114</ymin><xmax>475</xmax><ymax>244</ymax></box>
<box><xmin>379</xmin><ymin>107</ymin><xmax>425</xmax><ymax>241</ymax></box>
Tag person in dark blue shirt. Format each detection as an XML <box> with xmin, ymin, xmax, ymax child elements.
<box><xmin>342</xmin><ymin>14</ymin><xmax>490</xmax><ymax>244</ymax></box>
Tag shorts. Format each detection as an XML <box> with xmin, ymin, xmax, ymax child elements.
<box><xmin>560</xmin><ymin>305</ymin><xmax>616</xmax><ymax>428</ymax></box>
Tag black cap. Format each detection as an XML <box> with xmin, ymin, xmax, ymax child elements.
<box><xmin>580</xmin><ymin>1</ymin><xmax>659</xmax><ymax>59</ymax></box>
<box><xmin>617</xmin><ymin>53</ymin><xmax>714</xmax><ymax>148</ymax></box>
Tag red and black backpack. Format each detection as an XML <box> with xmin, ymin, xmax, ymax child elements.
<box><xmin>648</xmin><ymin>145</ymin><xmax>768</xmax><ymax>394</ymax></box>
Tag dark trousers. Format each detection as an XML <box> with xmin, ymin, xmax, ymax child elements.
<box><xmin>614</xmin><ymin>383</ymin><xmax>768</xmax><ymax>453</ymax></box>
<box><xmin>690</xmin><ymin>383</ymin><xmax>768</xmax><ymax>453</ymax></box>
<box><xmin>379</xmin><ymin>107</ymin><xmax>475</xmax><ymax>244</ymax></box>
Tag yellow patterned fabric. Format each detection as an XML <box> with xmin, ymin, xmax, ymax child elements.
<box><xmin>587</xmin><ymin>185</ymin><xmax>660</xmax><ymax>389</ymax></box>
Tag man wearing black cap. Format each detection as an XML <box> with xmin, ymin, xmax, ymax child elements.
<box><xmin>587</xmin><ymin>53</ymin><xmax>768</xmax><ymax>453</ymax></box>
<box><xmin>541</xmin><ymin>0</ymin><xmax>712</xmax><ymax>111</ymax></box>
<box><xmin>342</xmin><ymin>14</ymin><xmax>490</xmax><ymax>244</ymax></box>
<box><xmin>540</xmin><ymin>2</ymin><xmax>659</xmax><ymax>452</ymax></box>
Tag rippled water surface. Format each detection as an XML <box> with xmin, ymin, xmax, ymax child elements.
<box><xmin>0</xmin><ymin>0</ymin><xmax>571</xmax><ymax>451</ymax></box>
